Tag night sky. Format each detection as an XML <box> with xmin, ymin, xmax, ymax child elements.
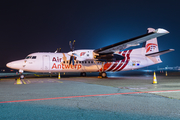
<box><xmin>1</xmin><ymin>0</ymin><xmax>180</xmax><ymax>68</ymax></box>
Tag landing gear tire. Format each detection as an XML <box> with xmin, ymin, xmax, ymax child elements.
<box><xmin>20</xmin><ymin>74</ymin><xmax>24</xmax><ymax>79</ymax></box>
<box><xmin>99</xmin><ymin>72</ymin><xmax>107</xmax><ymax>78</ymax></box>
<box><xmin>80</xmin><ymin>72</ymin><xmax>86</xmax><ymax>77</ymax></box>
<box><xmin>101</xmin><ymin>72</ymin><xmax>107</xmax><ymax>78</ymax></box>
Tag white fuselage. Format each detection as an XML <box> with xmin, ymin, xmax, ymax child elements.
<box><xmin>6</xmin><ymin>48</ymin><xmax>161</xmax><ymax>73</ymax></box>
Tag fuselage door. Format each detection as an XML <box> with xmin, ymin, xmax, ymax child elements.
<box><xmin>42</xmin><ymin>55</ymin><xmax>50</xmax><ymax>71</ymax></box>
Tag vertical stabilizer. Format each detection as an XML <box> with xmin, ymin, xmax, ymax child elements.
<box><xmin>145</xmin><ymin>28</ymin><xmax>159</xmax><ymax>55</ymax></box>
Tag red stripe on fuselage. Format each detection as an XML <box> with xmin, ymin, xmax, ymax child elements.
<box><xmin>105</xmin><ymin>51</ymin><xmax>124</xmax><ymax>71</ymax></box>
<box><xmin>102</xmin><ymin>62</ymin><xmax>113</xmax><ymax>71</ymax></box>
<box><xmin>99</xmin><ymin>50</ymin><xmax>132</xmax><ymax>72</ymax></box>
<box><xmin>106</xmin><ymin>62</ymin><xmax>118</xmax><ymax>71</ymax></box>
<box><xmin>112</xmin><ymin>50</ymin><xmax>128</xmax><ymax>71</ymax></box>
<box><xmin>118</xmin><ymin>50</ymin><xmax>132</xmax><ymax>71</ymax></box>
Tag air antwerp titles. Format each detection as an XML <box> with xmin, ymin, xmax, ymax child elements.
<box><xmin>51</xmin><ymin>57</ymin><xmax>82</xmax><ymax>70</ymax></box>
<box><xmin>51</xmin><ymin>63</ymin><xmax>82</xmax><ymax>70</ymax></box>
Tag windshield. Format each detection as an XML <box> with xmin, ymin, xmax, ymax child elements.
<box><xmin>25</xmin><ymin>56</ymin><xmax>36</xmax><ymax>59</ymax></box>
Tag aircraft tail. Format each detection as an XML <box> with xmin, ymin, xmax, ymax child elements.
<box><xmin>142</xmin><ymin>28</ymin><xmax>174</xmax><ymax>64</ymax></box>
<box><xmin>143</xmin><ymin>28</ymin><xmax>159</xmax><ymax>55</ymax></box>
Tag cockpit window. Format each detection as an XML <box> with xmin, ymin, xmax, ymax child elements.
<box><xmin>25</xmin><ymin>56</ymin><xmax>32</xmax><ymax>59</ymax></box>
<box><xmin>32</xmin><ymin>56</ymin><xmax>37</xmax><ymax>59</ymax></box>
<box><xmin>25</xmin><ymin>56</ymin><xmax>37</xmax><ymax>59</ymax></box>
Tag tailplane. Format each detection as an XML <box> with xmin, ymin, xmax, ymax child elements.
<box><xmin>146</xmin><ymin>49</ymin><xmax>174</xmax><ymax>57</ymax></box>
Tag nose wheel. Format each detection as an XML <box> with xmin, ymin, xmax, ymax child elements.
<box><xmin>19</xmin><ymin>69</ymin><xmax>24</xmax><ymax>79</ymax></box>
<box><xmin>20</xmin><ymin>74</ymin><xmax>24</xmax><ymax>79</ymax></box>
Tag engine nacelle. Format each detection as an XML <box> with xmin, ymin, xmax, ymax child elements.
<box><xmin>68</xmin><ymin>49</ymin><xmax>94</xmax><ymax>61</ymax></box>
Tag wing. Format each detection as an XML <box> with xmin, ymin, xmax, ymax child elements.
<box><xmin>94</xmin><ymin>28</ymin><xmax>169</xmax><ymax>54</ymax></box>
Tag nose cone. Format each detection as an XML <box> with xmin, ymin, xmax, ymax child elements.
<box><xmin>6</xmin><ymin>60</ymin><xmax>24</xmax><ymax>70</ymax></box>
<box><xmin>6</xmin><ymin>62</ymin><xmax>12</xmax><ymax>68</ymax></box>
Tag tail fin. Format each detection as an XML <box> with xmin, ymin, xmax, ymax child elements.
<box><xmin>144</xmin><ymin>28</ymin><xmax>159</xmax><ymax>55</ymax></box>
<box><xmin>143</xmin><ymin>28</ymin><xmax>161</xmax><ymax>64</ymax></box>
<box><xmin>142</xmin><ymin>28</ymin><xmax>174</xmax><ymax>64</ymax></box>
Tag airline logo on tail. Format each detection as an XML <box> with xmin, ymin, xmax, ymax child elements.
<box><xmin>146</xmin><ymin>43</ymin><xmax>157</xmax><ymax>53</ymax></box>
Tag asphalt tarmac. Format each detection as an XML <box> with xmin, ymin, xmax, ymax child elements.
<box><xmin>0</xmin><ymin>75</ymin><xmax>180</xmax><ymax>120</ymax></box>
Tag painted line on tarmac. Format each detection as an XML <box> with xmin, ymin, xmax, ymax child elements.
<box><xmin>148</xmin><ymin>89</ymin><xmax>180</xmax><ymax>93</ymax></box>
<box><xmin>21</xmin><ymin>79</ymin><xmax>26</xmax><ymax>84</ymax></box>
<box><xmin>0</xmin><ymin>89</ymin><xmax>180</xmax><ymax>104</ymax></box>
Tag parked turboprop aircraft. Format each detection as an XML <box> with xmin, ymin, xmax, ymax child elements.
<box><xmin>6</xmin><ymin>28</ymin><xmax>174</xmax><ymax>78</ymax></box>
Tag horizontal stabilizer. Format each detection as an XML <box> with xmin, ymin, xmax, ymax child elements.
<box><xmin>146</xmin><ymin>49</ymin><xmax>174</xmax><ymax>57</ymax></box>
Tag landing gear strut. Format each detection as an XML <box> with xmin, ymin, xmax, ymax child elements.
<box><xmin>80</xmin><ymin>72</ymin><xmax>86</xmax><ymax>77</ymax></box>
<box><xmin>99</xmin><ymin>62</ymin><xmax>107</xmax><ymax>78</ymax></box>
<box><xmin>94</xmin><ymin>60</ymin><xmax>107</xmax><ymax>78</ymax></box>
<box><xmin>19</xmin><ymin>69</ymin><xmax>24</xmax><ymax>79</ymax></box>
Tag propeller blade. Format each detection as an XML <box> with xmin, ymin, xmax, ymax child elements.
<box><xmin>58</xmin><ymin>48</ymin><xmax>61</xmax><ymax>52</ymax></box>
<box><xmin>69</xmin><ymin>56</ymin><xmax>72</xmax><ymax>65</ymax></box>
<box><xmin>69</xmin><ymin>56</ymin><xmax>75</xmax><ymax>65</ymax></box>
<box><xmin>72</xmin><ymin>40</ymin><xmax>75</xmax><ymax>51</ymax></box>
<box><xmin>55</xmin><ymin>48</ymin><xmax>61</xmax><ymax>53</ymax></box>
<box><xmin>72</xmin><ymin>56</ymin><xmax>74</xmax><ymax>65</ymax></box>
<box><xmin>69</xmin><ymin>40</ymin><xmax>76</xmax><ymax>65</ymax></box>
<box><xmin>69</xmin><ymin>41</ymin><xmax>72</xmax><ymax>51</ymax></box>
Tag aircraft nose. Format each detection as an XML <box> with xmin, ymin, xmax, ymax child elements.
<box><xmin>6</xmin><ymin>60</ymin><xmax>24</xmax><ymax>69</ymax></box>
<box><xmin>6</xmin><ymin>62</ymin><xmax>12</xmax><ymax>68</ymax></box>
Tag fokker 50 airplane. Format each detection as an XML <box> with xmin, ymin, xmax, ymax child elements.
<box><xmin>6</xmin><ymin>28</ymin><xmax>174</xmax><ymax>78</ymax></box>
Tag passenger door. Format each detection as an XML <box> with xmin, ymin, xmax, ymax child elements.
<box><xmin>42</xmin><ymin>55</ymin><xmax>50</xmax><ymax>71</ymax></box>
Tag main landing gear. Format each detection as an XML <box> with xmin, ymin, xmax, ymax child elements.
<box><xmin>99</xmin><ymin>72</ymin><xmax>107</xmax><ymax>78</ymax></box>
<box><xmin>99</xmin><ymin>62</ymin><xmax>107</xmax><ymax>78</ymax></box>
<box><xmin>80</xmin><ymin>72</ymin><xmax>86</xmax><ymax>77</ymax></box>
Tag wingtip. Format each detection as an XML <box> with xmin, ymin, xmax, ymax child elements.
<box><xmin>169</xmin><ymin>49</ymin><xmax>175</xmax><ymax>51</ymax></box>
<box><xmin>156</xmin><ymin>28</ymin><xmax>169</xmax><ymax>34</ymax></box>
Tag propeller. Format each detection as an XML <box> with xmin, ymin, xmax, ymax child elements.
<box><xmin>55</xmin><ymin>48</ymin><xmax>61</xmax><ymax>53</ymax></box>
<box><xmin>69</xmin><ymin>40</ymin><xmax>76</xmax><ymax>65</ymax></box>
